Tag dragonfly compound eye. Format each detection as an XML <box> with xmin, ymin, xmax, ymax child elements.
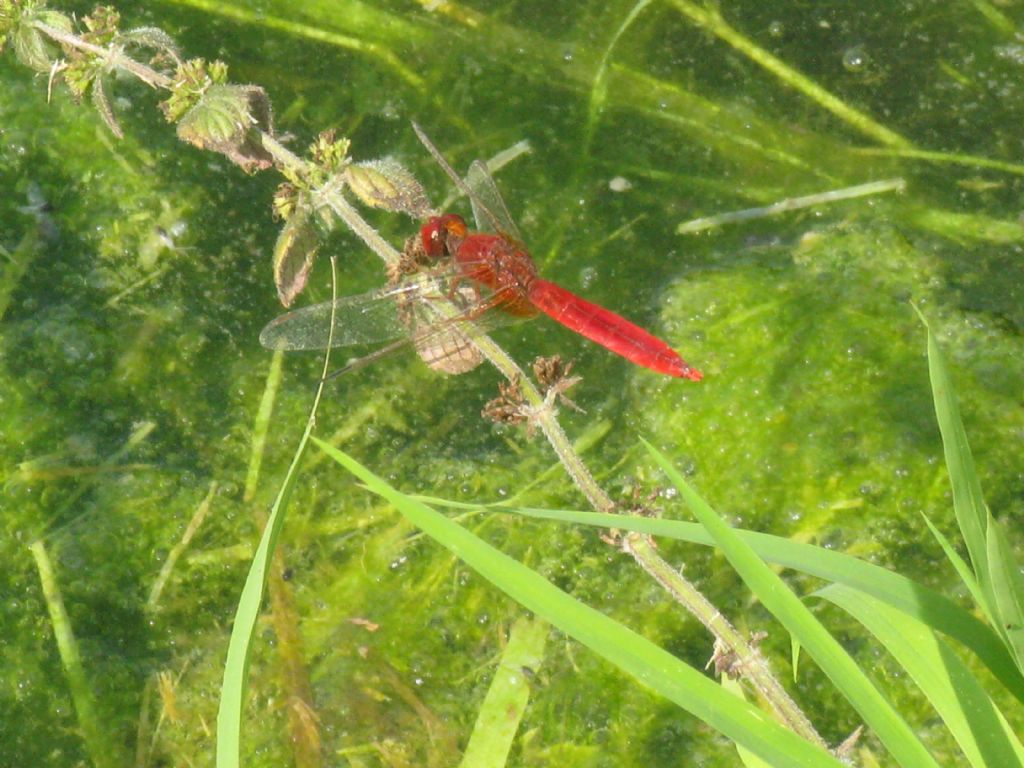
<box><xmin>420</xmin><ymin>217</ymin><xmax>446</xmax><ymax>257</ymax></box>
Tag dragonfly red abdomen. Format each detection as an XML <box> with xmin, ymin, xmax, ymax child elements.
<box><xmin>420</xmin><ymin>212</ymin><xmax>701</xmax><ymax>379</ymax></box>
<box><xmin>526</xmin><ymin>278</ymin><xmax>702</xmax><ymax>380</ymax></box>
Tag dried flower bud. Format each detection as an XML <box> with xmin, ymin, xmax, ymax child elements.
<box><xmin>532</xmin><ymin>355</ymin><xmax>571</xmax><ymax>392</ymax></box>
<box><xmin>159</xmin><ymin>58</ymin><xmax>229</xmax><ymax>123</ymax></box>
<box><xmin>482</xmin><ymin>378</ymin><xmax>528</xmax><ymax>426</ymax></box>
<box><xmin>310</xmin><ymin>129</ymin><xmax>350</xmax><ymax>173</ymax></box>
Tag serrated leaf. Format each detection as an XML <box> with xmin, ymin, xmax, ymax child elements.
<box><xmin>12</xmin><ymin>10</ymin><xmax>72</xmax><ymax>72</ymax></box>
<box><xmin>90</xmin><ymin>75</ymin><xmax>123</xmax><ymax>138</ymax></box>
<box><xmin>178</xmin><ymin>84</ymin><xmax>250</xmax><ymax>144</ymax></box>
<box><xmin>176</xmin><ymin>84</ymin><xmax>273</xmax><ymax>173</ymax></box>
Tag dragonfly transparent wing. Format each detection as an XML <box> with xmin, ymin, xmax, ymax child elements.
<box><xmin>465</xmin><ymin>159</ymin><xmax>521</xmax><ymax>240</ymax></box>
<box><xmin>259</xmin><ymin>282</ymin><xmax>422</xmax><ymax>351</ymax></box>
<box><xmin>412</xmin><ymin>122</ymin><xmax>522</xmax><ymax>240</ymax></box>
<box><xmin>260</xmin><ymin>270</ymin><xmax>521</xmax><ymax>375</ymax></box>
<box><xmin>406</xmin><ymin>279</ymin><xmax>486</xmax><ymax>374</ymax></box>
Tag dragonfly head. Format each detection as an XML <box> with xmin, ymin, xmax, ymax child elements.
<box><xmin>421</xmin><ymin>213</ymin><xmax>468</xmax><ymax>259</ymax></box>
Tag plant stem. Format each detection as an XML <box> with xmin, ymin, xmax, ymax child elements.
<box><xmin>622</xmin><ymin>533</ymin><xmax>827</xmax><ymax>747</ymax></box>
<box><xmin>35</xmin><ymin>22</ymin><xmax>172</xmax><ymax>89</ymax></box>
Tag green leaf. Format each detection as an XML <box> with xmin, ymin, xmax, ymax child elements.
<box><xmin>458</xmin><ymin>616</ymin><xmax>548</xmax><ymax>768</ymax></box>
<box><xmin>316</xmin><ymin>439</ymin><xmax>844</xmax><ymax>768</ymax></box>
<box><xmin>642</xmin><ymin>438</ymin><xmax>942</xmax><ymax>768</ymax></box>
<box><xmin>821</xmin><ymin>584</ymin><xmax>1024</xmax><ymax>768</ymax></box>
<box><xmin>987</xmin><ymin>513</ymin><xmax>1024</xmax><ymax>669</ymax></box>
<box><xmin>915</xmin><ymin>308</ymin><xmax>992</xmax><ymax>609</ymax></box>
<box><xmin>177</xmin><ymin>84</ymin><xmax>274</xmax><ymax>173</ymax></box>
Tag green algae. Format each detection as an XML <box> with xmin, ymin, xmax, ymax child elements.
<box><xmin>1</xmin><ymin>1</ymin><xmax>1023</xmax><ymax>765</ymax></box>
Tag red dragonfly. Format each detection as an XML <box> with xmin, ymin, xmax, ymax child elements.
<box><xmin>260</xmin><ymin>125</ymin><xmax>702</xmax><ymax>381</ymax></box>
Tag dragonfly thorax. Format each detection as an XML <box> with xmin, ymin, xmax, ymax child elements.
<box><xmin>455</xmin><ymin>232</ymin><xmax>539</xmax><ymax>318</ymax></box>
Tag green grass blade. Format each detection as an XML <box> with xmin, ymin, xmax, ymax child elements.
<box><xmin>986</xmin><ymin>514</ymin><xmax>1024</xmax><ymax>668</ymax></box>
<box><xmin>642</xmin><ymin>439</ymin><xmax>941</xmax><ymax>768</ymax></box>
<box><xmin>458</xmin><ymin>616</ymin><xmax>548</xmax><ymax>768</ymax></box>
<box><xmin>921</xmin><ymin>513</ymin><xmax>987</xmax><ymax>615</ymax></box>
<box><xmin>915</xmin><ymin>309</ymin><xmax>992</xmax><ymax>610</ymax></box>
<box><xmin>820</xmin><ymin>584</ymin><xmax>1024</xmax><ymax>768</ymax></box>
<box><xmin>441</xmin><ymin>502</ymin><xmax>1024</xmax><ymax>706</ymax></box>
<box><xmin>218</xmin><ymin>258</ymin><xmax>340</xmax><ymax>768</ymax></box>
<box><xmin>315</xmin><ymin>438</ymin><xmax>844</xmax><ymax>768</ymax></box>
<box><xmin>215</xmin><ymin>430</ymin><xmax>307</xmax><ymax>768</ymax></box>
<box><xmin>30</xmin><ymin>540</ymin><xmax>128</xmax><ymax>768</ymax></box>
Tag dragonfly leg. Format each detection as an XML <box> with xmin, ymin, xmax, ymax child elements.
<box><xmin>464</xmin><ymin>286</ymin><xmax>516</xmax><ymax>319</ymax></box>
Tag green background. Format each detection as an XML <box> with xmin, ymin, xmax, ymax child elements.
<box><xmin>2</xmin><ymin>0</ymin><xmax>1023</xmax><ymax>765</ymax></box>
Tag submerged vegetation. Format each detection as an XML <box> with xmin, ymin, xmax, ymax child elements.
<box><xmin>1</xmin><ymin>1</ymin><xmax>1023</xmax><ymax>766</ymax></box>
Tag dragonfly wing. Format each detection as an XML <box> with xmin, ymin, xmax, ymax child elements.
<box><xmin>396</xmin><ymin>278</ymin><xmax>521</xmax><ymax>375</ymax></box>
<box><xmin>412</xmin><ymin>122</ymin><xmax>522</xmax><ymax>240</ymax></box>
<box><xmin>466</xmin><ymin>159</ymin><xmax>522</xmax><ymax>240</ymax></box>
<box><xmin>259</xmin><ymin>283</ymin><xmax>420</xmax><ymax>351</ymax></box>
<box><xmin>412</xmin><ymin>310</ymin><xmax>484</xmax><ymax>373</ymax></box>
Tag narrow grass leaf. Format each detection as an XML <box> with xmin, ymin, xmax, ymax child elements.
<box><xmin>467</xmin><ymin>503</ymin><xmax>1024</xmax><ymax>706</ymax></box>
<box><xmin>30</xmin><ymin>540</ymin><xmax>127</xmax><ymax>768</ymax></box>
<box><xmin>316</xmin><ymin>439</ymin><xmax>843</xmax><ymax>768</ymax></box>
<box><xmin>458</xmin><ymin>616</ymin><xmax>548</xmax><ymax>768</ymax></box>
<box><xmin>643</xmin><ymin>439</ymin><xmax>941</xmax><ymax>768</ymax></box>
<box><xmin>820</xmin><ymin>583</ymin><xmax>1024</xmax><ymax>768</ymax></box>
<box><xmin>218</xmin><ymin>259</ymin><xmax>339</xmax><ymax>768</ymax></box>
<box><xmin>921</xmin><ymin>512</ymin><xmax>987</xmax><ymax>616</ymax></box>
<box><xmin>916</xmin><ymin>309</ymin><xmax>993</xmax><ymax>612</ymax></box>
<box><xmin>986</xmin><ymin>514</ymin><xmax>1024</xmax><ymax>668</ymax></box>
<box><xmin>216</xmin><ymin>441</ymin><xmax>304</xmax><ymax>768</ymax></box>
